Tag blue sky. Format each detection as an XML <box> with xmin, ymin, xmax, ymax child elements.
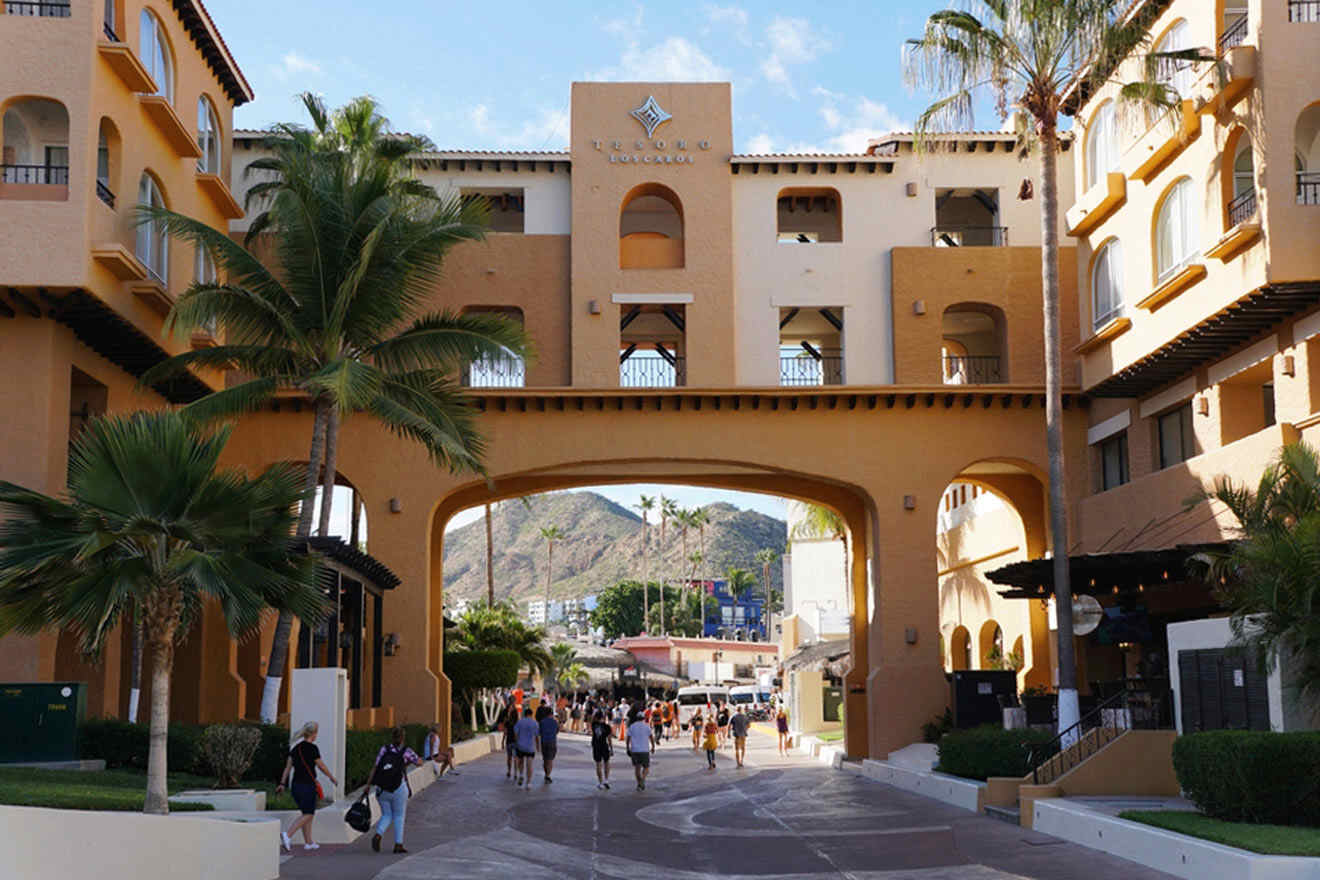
<box><xmin>210</xmin><ymin>0</ymin><xmax>1001</xmax><ymax>153</ymax></box>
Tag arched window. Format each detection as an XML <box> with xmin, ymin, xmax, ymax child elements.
<box><xmin>1155</xmin><ymin>177</ymin><xmax>1199</xmax><ymax>281</ymax></box>
<box><xmin>619</xmin><ymin>183</ymin><xmax>684</xmax><ymax>269</ymax></box>
<box><xmin>96</xmin><ymin>117</ymin><xmax>120</xmax><ymax>207</ymax></box>
<box><xmin>136</xmin><ymin>173</ymin><xmax>168</xmax><ymax>283</ymax></box>
<box><xmin>941</xmin><ymin>303</ymin><xmax>1006</xmax><ymax>384</ymax></box>
<box><xmin>1154</xmin><ymin>20</ymin><xmax>1194</xmax><ymax>103</ymax></box>
<box><xmin>196</xmin><ymin>96</ymin><xmax>221</xmax><ymax>174</ymax></box>
<box><xmin>1091</xmin><ymin>239</ymin><xmax>1124</xmax><ymax>329</ymax></box>
<box><xmin>139</xmin><ymin>10</ymin><xmax>173</xmax><ymax>102</ymax></box>
<box><xmin>1085</xmin><ymin>101</ymin><xmax>1118</xmax><ymax>190</ymax></box>
<box><xmin>1297</xmin><ymin>103</ymin><xmax>1320</xmax><ymax>205</ymax></box>
<box><xmin>1232</xmin><ymin>140</ymin><xmax>1254</xmax><ymax>199</ymax></box>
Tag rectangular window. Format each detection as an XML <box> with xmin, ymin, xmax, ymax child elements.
<box><xmin>1100</xmin><ymin>433</ymin><xmax>1129</xmax><ymax>490</ymax></box>
<box><xmin>460</xmin><ymin>188</ymin><xmax>524</xmax><ymax>233</ymax></box>
<box><xmin>1263</xmin><ymin>382</ymin><xmax>1276</xmax><ymax>428</ymax></box>
<box><xmin>1157</xmin><ymin>403</ymin><xmax>1196</xmax><ymax>469</ymax></box>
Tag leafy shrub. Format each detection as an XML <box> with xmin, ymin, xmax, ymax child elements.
<box><xmin>80</xmin><ymin>719</ymin><xmax>203</xmax><ymax>774</ymax></box>
<box><xmin>200</xmin><ymin>724</ymin><xmax>262</xmax><ymax>788</ymax></box>
<box><xmin>921</xmin><ymin>708</ymin><xmax>953</xmax><ymax>744</ymax></box>
<box><xmin>244</xmin><ymin>723</ymin><xmax>290</xmax><ymax>782</ymax></box>
<box><xmin>936</xmin><ymin>725</ymin><xmax>1057</xmax><ymax>781</ymax></box>
<box><xmin>1173</xmin><ymin>731</ymin><xmax>1320</xmax><ymax>827</ymax></box>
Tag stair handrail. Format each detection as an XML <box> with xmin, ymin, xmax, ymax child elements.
<box><xmin>1027</xmin><ymin>689</ymin><xmax>1130</xmax><ymax>785</ymax></box>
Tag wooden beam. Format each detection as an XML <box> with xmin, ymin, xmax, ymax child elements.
<box><xmin>817</xmin><ymin>308</ymin><xmax>842</xmax><ymax>331</ymax></box>
<box><xmin>620</xmin><ymin>305</ymin><xmax>642</xmax><ymax>330</ymax></box>
<box><xmin>778</xmin><ymin>307</ymin><xmax>800</xmax><ymax>330</ymax></box>
<box><xmin>661</xmin><ymin>306</ymin><xmax>685</xmax><ymax>332</ymax></box>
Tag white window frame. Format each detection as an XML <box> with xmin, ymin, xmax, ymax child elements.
<box><xmin>1156</xmin><ymin>20</ymin><xmax>1195</xmax><ymax>101</ymax></box>
<box><xmin>196</xmin><ymin>96</ymin><xmax>221</xmax><ymax>175</ymax></box>
<box><xmin>136</xmin><ymin>173</ymin><xmax>168</xmax><ymax>284</ymax></box>
<box><xmin>1155</xmin><ymin>177</ymin><xmax>1200</xmax><ymax>282</ymax></box>
<box><xmin>139</xmin><ymin>10</ymin><xmax>173</xmax><ymax>102</ymax></box>
<box><xmin>1091</xmin><ymin>239</ymin><xmax>1124</xmax><ymax>330</ymax></box>
<box><xmin>1085</xmin><ymin>101</ymin><xmax>1118</xmax><ymax>190</ymax></box>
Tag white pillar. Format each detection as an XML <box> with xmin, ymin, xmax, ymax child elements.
<box><xmin>291</xmin><ymin>668</ymin><xmax>348</xmax><ymax>802</ymax></box>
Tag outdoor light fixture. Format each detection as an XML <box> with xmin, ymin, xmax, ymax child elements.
<box><xmin>588</xmin><ymin>299</ymin><xmax>601</xmax><ymax>315</ymax></box>
<box><xmin>912</xmin><ymin>300</ymin><xmax>926</xmax><ymax>315</ymax></box>
<box><xmin>389</xmin><ymin>497</ymin><xmax>402</xmax><ymax>513</ymax></box>
<box><xmin>903</xmin><ymin>494</ymin><xmax>917</xmax><ymax>510</ymax></box>
<box><xmin>383</xmin><ymin>633</ymin><xmax>400</xmax><ymax>656</ymax></box>
<box><xmin>904</xmin><ymin>627</ymin><xmax>918</xmax><ymax>644</ymax></box>
<box><xmin>905</xmin><ymin>182</ymin><xmax>918</xmax><ymax>197</ymax></box>
<box><xmin>1283</xmin><ymin>355</ymin><xmax>1296</xmax><ymax>377</ymax></box>
<box><xmin>1196</xmin><ymin>396</ymin><xmax>1209</xmax><ymax>416</ymax></box>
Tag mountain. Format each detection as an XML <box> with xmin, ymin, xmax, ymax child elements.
<box><xmin>441</xmin><ymin>491</ymin><xmax>786</xmax><ymax>605</ymax></box>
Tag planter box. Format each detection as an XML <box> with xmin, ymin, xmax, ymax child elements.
<box><xmin>168</xmin><ymin>788</ymin><xmax>265</xmax><ymax>812</ymax></box>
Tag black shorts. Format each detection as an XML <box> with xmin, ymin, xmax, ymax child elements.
<box><xmin>504</xmin><ymin>739</ymin><xmax>516</xmax><ymax>755</ymax></box>
<box><xmin>592</xmin><ymin>745</ymin><xmax>611</xmax><ymax>762</ymax></box>
<box><xmin>541</xmin><ymin>742</ymin><xmax>557</xmax><ymax>761</ymax></box>
<box><xmin>290</xmin><ymin>782</ymin><xmax>318</xmax><ymax>815</ymax></box>
<box><xmin>630</xmin><ymin>751</ymin><xmax>650</xmax><ymax>768</ymax></box>
<box><xmin>516</xmin><ymin>748</ymin><xmax>534</xmax><ymax>758</ymax></box>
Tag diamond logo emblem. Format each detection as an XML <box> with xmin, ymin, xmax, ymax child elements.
<box><xmin>629</xmin><ymin>95</ymin><xmax>672</xmax><ymax>138</ymax></box>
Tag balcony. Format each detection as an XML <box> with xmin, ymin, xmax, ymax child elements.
<box><xmin>1299</xmin><ymin>172</ymin><xmax>1320</xmax><ymax>206</ymax></box>
<box><xmin>1198</xmin><ymin>45</ymin><xmax>1255</xmax><ymax>115</ymax></box>
<box><xmin>462</xmin><ymin>353</ymin><xmax>525</xmax><ymax>388</ymax></box>
<box><xmin>1207</xmin><ymin>189</ymin><xmax>1261</xmax><ymax>260</ymax></box>
<box><xmin>140</xmin><ymin>96</ymin><xmax>202</xmax><ymax>159</ymax></box>
<box><xmin>1217</xmin><ymin>15</ymin><xmax>1248</xmax><ymax>52</ymax></box>
<box><xmin>931</xmin><ymin>225</ymin><xmax>1007</xmax><ymax>247</ymax></box>
<box><xmin>620</xmin><ymin>235</ymin><xmax>684</xmax><ymax>269</ymax></box>
<box><xmin>943</xmin><ymin>355</ymin><xmax>1002</xmax><ymax>384</ymax></box>
<box><xmin>780</xmin><ymin>355</ymin><xmax>843</xmax><ymax>386</ymax></box>
<box><xmin>97</xmin><ymin>41</ymin><xmax>157</xmax><ymax>93</ymax></box>
<box><xmin>0</xmin><ymin>164</ymin><xmax>68</xmax><ymax>201</ymax></box>
<box><xmin>3</xmin><ymin>0</ymin><xmax>70</xmax><ymax>15</ymax></box>
<box><xmin>1123</xmin><ymin>100</ymin><xmax>1201</xmax><ymax>183</ymax></box>
<box><xmin>1066</xmin><ymin>172</ymin><xmax>1126</xmax><ymax>237</ymax></box>
<box><xmin>195</xmin><ymin>172</ymin><xmax>243</xmax><ymax>219</ymax></box>
<box><xmin>1289</xmin><ymin>0</ymin><xmax>1320</xmax><ymax>22</ymax></box>
<box><xmin>620</xmin><ymin>355</ymin><xmax>685</xmax><ymax>388</ymax></box>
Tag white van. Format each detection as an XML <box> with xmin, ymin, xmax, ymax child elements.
<box><xmin>676</xmin><ymin>685</ymin><xmax>729</xmax><ymax>729</ymax></box>
<box><xmin>728</xmin><ymin>684</ymin><xmax>760</xmax><ymax>709</ymax></box>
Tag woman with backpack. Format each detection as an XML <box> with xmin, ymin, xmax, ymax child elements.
<box><xmin>365</xmin><ymin>727</ymin><xmax>424</xmax><ymax>854</ymax></box>
<box><xmin>275</xmin><ymin>721</ymin><xmax>338</xmax><ymax>853</ymax></box>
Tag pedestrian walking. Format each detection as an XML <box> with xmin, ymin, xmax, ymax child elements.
<box><xmin>501</xmin><ymin>705</ymin><xmax>519</xmax><ymax>780</ymax></box>
<box><xmin>590</xmin><ymin>709</ymin><xmax>613</xmax><ymax>789</ymax></box>
<box><xmin>702</xmin><ymin>718</ymin><xmax>719</xmax><ymax>770</ymax></box>
<box><xmin>690</xmin><ymin>708</ymin><xmax>703</xmax><ymax>750</ymax></box>
<box><xmin>275</xmin><ymin>721</ymin><xmax>338</xmax><ymax>853</ymax></box>
<box><xmin>424</xmin><ymin>725</ymin><xmax>459</xmax><ymax>779</ymax></box>
<box><xmin>776</xmin><ymin>707</ymin><xmax>790</xmax><ymax>756</ymax></box>
<box><xmin>730</xmin><ymin>705</ymin><xmax>750</xmax><ymax>768</ymax></box>
<box><xmin>650</xmin><ymin>701</ymin><xmax>664</xmax><ymax>747</ymax></box>
<box><xmin>660</xmin><ymin>700</ymin><xmax>672</xmax><ymax>739</ymax></box>
<box><xmin>366</xmin><ymin>727</ymin><xmax>423</xmax><ymax>854</ymax></box>
<box><xmin>513</xmin><ymin>706</ymin><xmax>539</xmax><ymax>789</ymax></box>
<box><xmin>626</xmin><ymin>710</ymin><xmax>654</xmax><ymax>791</ymax></box>
<box><xmin>612</xmin><ymin>699</ymin><xmax>625</xmax><ymax>740</ymax></box>
<box><xmin>538</xmin><ymin>703</ymin><xmax>560</xmax><ymax>783</ymax></box>
<box><xmin>716</xmin><ymin>702</ymin><xmax>730</xmax><ymax>747</ymax></box>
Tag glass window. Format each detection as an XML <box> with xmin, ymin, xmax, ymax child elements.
<box><xmin>97</xmin><ymin>133</ymin><xmax>109</xmax><ymax>185</ymax></box>
<box><xmin>1086</xmin><ymin>101</ymin><xmax>1119</xmax><ymax>189</ymax></box>
<box><xmin>196</xmin><ymin>97</ymin><xmax>220</xmax><ymax>174</ymax></box>
<box><xmin>1100</xmin><ymin>433</ymin><xmax>1129</xmax><ymax>490</ymax></box>
<box><xmin>1233</xmin><ymin>142</ymin><xmax>1254</xmax><ymax>198</ymax></box>
<box><xmin>136</xmin><ymin>173</ymin><xmax>167</xmax><ymax>283</ymax></box>
<box><xmin>1156</xmin><ymin>20</ymin><xmax>1195</xmax><ymax>101</ymax></box>
<box><xmin>1091</xmin><ymin>239</ymin><xmax>1124</xmax><ymax>330</ymax></box>
<box><xmin>1263</xmin><ymin>382</ymin><xmax>1276</xmax><ymax>428</ymax></box>
<box><xmin>1157</xmin><ymin>403</ymin><xmax>1196</xmax><ymax>469</ymax></box>
<box><xmin>1155</xmin><ymin>178</ymin><xmax>1199</xmax><ymax>282</ymax></box>
<box><xmin>139</xmin><ymin>10</ymin><xmax>173</xmax><ymax>102</ymax></box>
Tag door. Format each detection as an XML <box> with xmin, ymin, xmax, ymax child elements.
<box><xmin>1177</xmin><ymin>648</ymin><xmax>1270</xmax><ymax>732</ymax></box>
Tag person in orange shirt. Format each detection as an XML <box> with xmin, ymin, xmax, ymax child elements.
<box><xmin>702</xmin><ymin>719</ymin><xmax>719</xmax><ymax>770</ymax></box>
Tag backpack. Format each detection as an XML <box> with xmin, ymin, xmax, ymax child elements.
<box><xmin>374</xmin><ymin>744</ymin><xmax>407</xmax><ymax>793</ymax></box>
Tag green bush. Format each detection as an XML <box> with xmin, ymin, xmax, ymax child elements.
<box><xmin>936</xmin><ymin>725</ymin><xmax>1057</xmax><ymax>781</ymax></box>
<box><xmin>921</xmin><ymin>708</ymin><xmax>953</xmax><ymax>744</ymax></box>
<box><xmin>243</xmin><ymin>722</ymin><xmax>290</xmax><ymax>782</ymax></box>
<box><xmin>79</xmin><ymin>719</ymin><xmax>204</xmax><ymax>774</ymax></box>
<box><xmin>200</xmin><ymin>724</ymin><xmax>261</xmax><ymax>788</ymax></box>
<box><xmin>1173</xmin><ymin>731</ymin><xmax>1320</xmax><ymax>827</ymax></box>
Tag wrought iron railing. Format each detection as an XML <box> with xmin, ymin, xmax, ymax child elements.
<box><xmin>1227</xmin><ymin>188</ymin><xmax>1256</xmax><ymax>227</ymax></box>
<box><xmin>779</xmin><ymin>356</ymin><xmax>843</xmax><ymax>386</ymax></box>
<box><xmin>931</xmin><ymin>225</ymin><xmax>1008</xmax><ymax>247</ymax></box>
<box><xmin>620</xmin><ymin>356</ymin><xmax>685</xmax><ymax>387</ymax></box>
<box><xmin>103</xmin><ymin>21</ymin><xmax>119</xmax><ymax>40</ymax></box>
<box><xmin>463</xmin><ymin>354</ymin><xmax>525</xmax><ymax>388</ymax></box>
<box><xmin>1218</xmin><ymin>15</ymin><xmax>1248</xmax><ymax>51</ymax></box>
<box><xmin>1027</xmin><ymin>687</ymin><xmax>1174</xmax><ymax>785</ymax></box>
<box><xmin>4</xmin><ymin>0</ymin><xmax>71</xmax><ymax>15</ymax></box>
<box><xmin>1</xmin><ymin>164</ymin><xmax>68</xmax><ymax>185</ymax></box>
<box><xmin>1299</xmin><ymin>172</ymin><xmax>1320</xmax><ymax>206</ymax></box>
<box><xmin>1289</xmin><ymin>0</ymin><xmax>1320</xmax><ymax>22</ymax></box>
<box><xmin>943</xmin><ymin>355</ymin><xmax>1002</xmax><ymax>384</ymax></box>
<box><xmin>96</xmin><ymin>179</ymin><xmax>115</xmax><ymax>208</ymax></box>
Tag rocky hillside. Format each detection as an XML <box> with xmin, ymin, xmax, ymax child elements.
<box><xmin>442</xmin><ymin>491</ymin><xmax>785</xmax><ymax>605</ymax></box>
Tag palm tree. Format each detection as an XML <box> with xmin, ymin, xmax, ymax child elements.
<box><xmin>540</xmin><ymin>526</ymin><xmax>565</xmax><ymax>626</ymax></box>
<box><xmin>140</xmin><ymin>94</ymin><xmax>529</xmax><ymax>722</ymax></box>
<box><xmin>903</xmin><ymin>0</ymin><xmax>1195</xmax><ymax>732</ymax></box>
<box><xmin>725</xmin><ymin>566</ymin><xmax>759</xmax><ymax>637</ymax></box>
<box><xmin>755</xmin><ymin>547</ymin><xmax>780</xmax><ymax>637</ymax></box>
<box><xmin>675</xmin><ymin>507</ymin><xmax>694</xmax><ymax>597</ymax></box>
<box><xmin>485</xmin><ymin>502</ymin><xmax>495</xmax><ymax>607</ymax></box>
<box><xmin>451</xmin><ymin>601</ymin><xmax>551</xmax><ymax>676</ymax></box>
<box><xmin>636</xmin><ymin>494</ymin><xmax>655</xmax><ymax>632</ymax></box>
<box><xmin>792</xmin><ymin>503</ymin><xmax>849</xmax><ymax>600</ymax></box>
<box><xmin>693</xmin><ymin>506</ymin><xmax>711</xmax><ymax>579</ymax></box>
<box><xmin>546</xmin><ymin>642</ymin><xmax>583</xmax><ymax>695</ymax></box>
<box><xmin>0</xmin><ymin>412</ymin><xmax>323</xmax><ymax>814</ymax></box>
<box><xmin>1193</xmin><ymin>443</ymin><xmax>1320</xmax><ymax>711</ymax></box>
<box><xmin>659</xmin><ymin>495</ymin><xmax>678</xmax><ymax>635</ymax></box>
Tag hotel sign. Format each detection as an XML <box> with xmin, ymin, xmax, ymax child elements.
<box><xmin>590</xmin><ymin>95</ymin><xmax>712</xmax><ymax>165</ymax></box>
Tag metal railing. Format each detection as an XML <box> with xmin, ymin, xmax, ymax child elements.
<box><xmin>4</xmin><ymin>0</ymin><xmax>71</xmax><ymax>15</ymax></box>
<box><xmin>1</xmin><ymin>164</ymin><xmax>68</xmax><ymax>185</ymax></box>
<box><xmin>1227</xmin><ymin>188</ymin><xmax>1256</xmax><ymax>227</ymax></box>
<box><xmin>931</xmin><ymin>225</ymin><xmax>1008</xmax><ymax>247</ymax></box>
<box><xmin>1299</xmin><ymin>172</ymin><xmax>1320</xmax><ymax>205</ymax></box>
<box><xmin>1290</xmin><ymin>0</ymin><xmax>1320</xmax><ymax>22</ymax></box>
<box><xmin>103</xmin><ymin>21</ymin><xmax>119</xmax><ymax>40</ymax></box>
<box><xmin>96</xmin><ymin>179</ymin><xmax>115</xmax><ymax>208</ymax></box>
<box><xmin>1218</xmin><ymin>15</ymin><xmax>1248</xmax><ymax>51</ymax></box>
<box><xmin>620</xmin><ymin>356</ymin><xmax>685</xmax><ymax>387</ymax></box>
<box><xmin>462</xmin><ymin>354</ymin><xmax>525</xmax><ymax>388</ymax></box>
<box><xmin>779</xmin><ymin>356</ymin><xmax>843</xmax><ymax>386</ymax></box>
<box><xmin>943</xmin><ymin>355</ymin><xmax>1002</xmax><ymax>384</ymax></box>
<box><xmin>1027</xmin><ymin>686</ymin><xmax>1174</xmax><ymax>786</ymax></box>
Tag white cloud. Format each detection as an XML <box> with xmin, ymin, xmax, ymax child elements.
<box><xmin>760</xmin><ymin>16</ymin><xmax>830</xmax><ymax>97</ymax></box>
<box><xmin>272</xmin><ymin>51</ymin><xmax>322</xmax><ymax>82</ymax></box>
<box><xmin>705</xmin><ymin>5</ymin><xmax>751</xmax><ymax>44</ymax></box>
<box><xmin>745</xmin><ymin>132</ymin><xmax>774</xmax><ymax>154</ymax></box>
<box><xmin>775</xmin><ymin>90</ymin><xmax>907</xmax><ymax>154</ymax></box>
<box><xmin>591</xmin><ymin>36</ymin><xmax>729</xmax><ymax>82</ymax></box>
<box><xmin>461</xmin><ymin>104</ymin><xmax>569</xmax><ymax>150</ymax></box>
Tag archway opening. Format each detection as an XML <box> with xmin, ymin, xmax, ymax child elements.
<box><xmin>942</xmin><ymin>303</ymin><xmax>1006</xmax><ymax>384</ymax></box>
<box><xmin>620</xmin><ymin>183</ymin><xmax>684</xmax><ymax>268</ymax></box>
<box><xmin>1</xmin><ymin>97</ymin><xmax>70</xmax><ymax>199</ymax></box>
<box><xmin>1295</xmin><ymin>103</ymin><xmax>1320</xmax><ymax>205</ymax></box>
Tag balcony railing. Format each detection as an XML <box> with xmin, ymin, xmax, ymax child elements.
<box><xmin>1299</xmin><ymin>172</ymin><xmax>1320</xmax><ymax>206</ymax></box>
<box><xmin>462</xmin><ymin>354</ymin><xmax>525</xmax><ymax>388</ymax></box>
<box><xmin>1217</xmin><ymin>15</ymin><xmax>1248</xmax><ymax>51</ymax></box>
<box><xmin>931</xmin><ymin>225</ymin><xmax>1008</xmax><ymax>247</ymax></box>
<box><xmin>779</xmin><ymin>356</ymin><xmax>843</xmax><ymax>386</ymax></box>
<box><xmin>96</xmin><ymin>179</ymin><xmax>115</xmax><ymax>208</ymax></box>
<box><xmin>620</xmin><ymin>356</ymin><xmax>685</xmax><ymax>388</ymax></box>
<box><xmin>4</xmin><ymin>0</ymin><xmax>71</xmax><ymax>15</ymax></box>
<box><xmin>1</xmin><ymin>164</ymin><xmax>68</xmax><ymax>184</ymax></box>
<box><xmin>1227</xmin><ymin>187</ymin><xmax>1256</xmax><ymax>226</ymax></box>
<box><xmin>103</xmin><ymin>21</ymin><xmax>119</xmax><ymax>40</ymax></box>
<box><xmin>944</xmin><ymin>355</ymin><xmax>1002</xmax><ymax>384</ymax></box>
<box><xmin>1289</xmin><ymin>0</ymin><xmax>1320</xmax><ymax>22</ymax></box>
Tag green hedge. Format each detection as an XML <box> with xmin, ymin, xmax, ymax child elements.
<box><xmin>80</xmin><ymin>719</ymin><xmax>289</xmax><ymax>783</ymax></box>
<box><xmin>343</xmin><ymin>724</ymin><xmax>433</xmax><ymax>792</ymax></box>
<box><xmin>1173</xmin><ymin>731</ymin><xmax>1320</xmax><ymax>827</ymax></box>
<box><xmin>936</xmin><ymin>725</ymin><xmax>1057</xmax><ymax>781</ymax></box>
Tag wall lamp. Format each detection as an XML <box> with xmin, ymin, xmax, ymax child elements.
<box><xmin>383</xmin><ymin>633</ymin><xmax>400</xmax><ymax>656</ymax></box>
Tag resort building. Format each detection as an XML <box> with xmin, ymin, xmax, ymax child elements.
<box><xmin>3</xmin><ymin>0</ymin><xmax>1312</xmax><ymax>759</ymax></box>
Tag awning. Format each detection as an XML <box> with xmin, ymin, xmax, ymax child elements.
<box><xmin>986</xmin><ymin>543</ymin><xmax>1225</xmax><ymax>599</ymax></box>
<box><xmin>781</xmin><ymin>638</ymin><xmax>852</xmax><ymax>676</ymax></box>
<box><xmin>298</xmin><ymin>537</ymin><xmax>401</xmax><ymax>590</ymax></box>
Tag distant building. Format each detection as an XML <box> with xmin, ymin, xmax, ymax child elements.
<box><xmin>687</xmin><ymin>579</ymin><xmax>766</xmax><ymax>640</ymax></box>
<box><xmin>526</xmin><ymin>598</ymin><xmax>562</xmax><ymax>626</ymax></box>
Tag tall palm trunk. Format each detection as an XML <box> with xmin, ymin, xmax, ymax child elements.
<box><xmin>544</xmin><ymin>540</ymin><xmax>553</xmax><ymax>625</ymax></box>
<box><xmin>485</xmin><ymin>502</ymin><xmax>494</xmax><ymax>607</ymax></box>
<box><xmin>143</xmin><ymin>593</ymin><xmax>178</xmax><ymax>815</ymax></box>
<box><xmin>657</xmin><ymin>521</ymin><xmax>666</xmax><ymax>636</ymax></box>
<box><xmin>127</xmin><ymin>611</ymin><xmax>143</xmax><ymax>722</ymax></box>
<box><xmin>260</xmin><ymin>397</ymin><xmax>330</xmax><ymax>723</ymax></box>
<box><xmin>641</xmin><ymin>517</ymin><xmax>649</xmax><ymax>634</ymax></box>
<box><xmin>316</xmin><ymin>406</ymin><xmax>341</xmax><ymax>539</ymax></box>
<box><xmin>1039</xmin><ymin>122</ymin><xmax>1079</xmax><ymax>735</ymax></box>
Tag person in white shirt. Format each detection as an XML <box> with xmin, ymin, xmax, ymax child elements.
<box><xmin>625</xmin><ymin>710</ymin><xmax>655</xmax><ymax>791</ymax></box>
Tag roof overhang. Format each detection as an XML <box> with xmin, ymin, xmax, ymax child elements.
<box><xmin>302</xmin><ymin>537</ymin><xmax>401</xmax><ymax>590</ymax></box>
<box><xmin>987</xmin><ymin>543</ymin><xmax>1226</xmax><ymax>599</ymax></box>
<box><xmin>171</xmin><ymin>0</ymin><xmax>254</xmax><ymax>106</ymax></box>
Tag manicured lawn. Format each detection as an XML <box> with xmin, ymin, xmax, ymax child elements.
<box><xmin>1120</xmin><ymin>810</ymin><xmax>1320</xmax><ymax>857</ymax></box>
<box><xmin>0</xmin><ymin>767</ymin><xmax>314</xmax><ymax>812</ymax></box>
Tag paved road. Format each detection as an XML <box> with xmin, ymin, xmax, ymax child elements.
<box><xmin>279</xmin><ymin>729</ymin><xmax>1174</xmax><ymax>880</ymax></box>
